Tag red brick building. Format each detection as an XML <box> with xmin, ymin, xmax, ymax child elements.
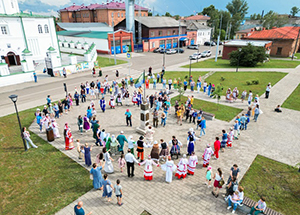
<box><xmin>59</xmin><ymin>1</ymin><xmax>148</xmax><ymax>27</ymax></box>
<box><xmin>243</xmin><ymin>26</ymin><xmax>300</xmax><ymax>57</ymax></box>
<box><xmin>107</xmin><ymin>30</ymin><xmax>134</xmax><ymax>54</ymax></box>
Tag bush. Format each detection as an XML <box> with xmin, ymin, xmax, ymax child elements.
<box><xmin>246</xmin><ymin>81</ymin><xmax>251</xmax><ymax>85</ymax></box>
<box><xmin>221</xmin><ymin>77</ymin><xmax>225</xmax><ymax>81</ymax></box>
<box><xmin>252</xmin><ymin>80</ymin><xmax>259</xmax><ymax>85</ymax></box>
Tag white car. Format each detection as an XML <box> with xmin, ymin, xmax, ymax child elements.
<box><xmin>201</xmin><ymin>50</ymin><xmax>211</xmax><ymax>58</ymax></box>
<box><xmin>189</xmin><ymin>53</ymin><xmax>201</xmax><ymax>60</ymax></box>
<box><xmin>165</xmin><ymin>49</ymin><xmax>177</xmax><ymax>54</ymax></box>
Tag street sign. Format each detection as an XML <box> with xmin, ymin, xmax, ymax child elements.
<box><xmin>126</xmin><ymin>52</ymin><xmax>131</xmax><ymax>59</ymax></box>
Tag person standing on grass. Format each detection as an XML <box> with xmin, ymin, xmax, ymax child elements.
<box><xmin>22</xmin><ymin>127</ymin><xmax>38</xmax><ymax>149</ymax></box>
<box><xmin>197</xmin><ymin>79</ymin><xmax>201</xmax><ymax>93</ymax></box>
<box><xmin>168</xmin><ymin>78</ymin><xmax>172</xmax><ymax>90</ymax></box>
<box><xmin>114</xmin><ymin>179</ymin><xmax>123</xmax><ymax>206</ymax></box>
<box><xmin>183</xmin><ymin>80</ymin><xmax>188</xmax><ymax>91</ymax></box>
<box><xmin>265</xmin><ymin>83</ymin><xmax>271</xmax><ymax>99</ymax></box>
<box><xmin>74</xmin><ymin>201</ymin><xmax>92</xmax><ymax>215</ymax></box>
<box><xmin>125</xmin><ymin>109</ymin><xmax>132</xmax><ymax>127</ymax></box>
<box><xmin>248</xmin><ymin>197</ymin><xmax>267</xmax><ymax>215</ymax></box>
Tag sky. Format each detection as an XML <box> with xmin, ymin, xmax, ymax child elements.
<box><xmin>18</xmin><ymin>0</ymin><xmax>300</xmax><ymax>17</ymax></box>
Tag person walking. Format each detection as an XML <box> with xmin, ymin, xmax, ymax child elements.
<box><xmin>212</xmin><ymin>168</ymin><xmax>224</xmax><ymax>198</ymax></box>
<box><xmin>152</xmin><ymin>109</ymin><xmax>159</xmax><ymax>128</ymax></box>
<box><xmin>117</xmin><ymin>131</ymin><xmax>128</xmax><ymax>154</ymax></box>
<box><xmin>22</xmin><ymin>127</ymin><xmax>38</xmax><ymax>149</ymax></box>
<box><xmin>74</xmin><ymin>201</ymin><xmax>92</xmax><ymax>215</ymax></box>
<box><xmin>33</xmin><ymin>71</ymin><xmax>37</xmax><ymax>83</ymax></box>
<box><xmin>125</xmin><ymin>109</ymin><xmax>132</xmax><ymax>127</ymax></box>
<box><xmin>102</xmin><ymin>174</ymin><xmax>113</xmax><ymax>202</ymax></box>
<box><xmin>62</xmin><ymin>67</ymin><xmax>67</xmax><ymax>78</ymax></box>
<box><xmin>125</xmin><ymin>149</ymin><xmax>139</xmax><ymax>177</ymax></box>
<box><xmin>84</xmin><ymin>143</ymin><xmax>92</xmax><ymax>167</ymax></box>
<box><xmin>214</xmin><ymin>137</ymin><xmax>221</xmax><ymax>160</ymax></box>
<box><xmin>265</xmin><ymin>83</ymin><xmax>271</xmax><ymax>99</ymax></box>
<box><xmin>114</xmin><ymin>179</ymin><xmax>123</xmax><ymax>206</ymax></box>
<box><xmin>254</xmin><ymin>105</ymin><xmax>260</xmax><ymax>122</ymax></box>
<box><xmin>90</xmin><ymin>162</ymin><xmax>105</xmax><ymax>190</ymax></box>
<box><xmin>199</xmin><ymin>116</ymin><xmax>206</xmax><ymax>137</ymax></box>
<box><xmin>103</xmin><ymin>147</ymin><xmax>114</xmax><ymax>173</ymax></box>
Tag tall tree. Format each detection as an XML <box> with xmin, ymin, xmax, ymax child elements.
<box><xmin>165</xmin><ymin>12</ymin><xmax>172</xmax><ymax>17</ymax></box>
<box><xmin>201</xmin><ymin>5</ymin><xmax>219</xmax><ymax>26</ymax></box>
<box><xmin>148</xmin><ymin>12</ymin><xmax>153</xmax><ymax>16</ymax></box>
<box><xmin>290</xmin><ymin>6</ymin><xmax>300</xmax><ymax>16</ymax></box>
<box><xmin>262</xmin><ymin>11</ymin><xmax>289</xmax><ymax>29</ymax></box>
<box><xmin>250</xmin><ymin>13</ymin><xmax>262</xmax><ymax>20</ymax></box>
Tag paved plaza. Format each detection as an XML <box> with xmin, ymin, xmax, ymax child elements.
<box><xmin>27</xmin><ymin>63</ymin><xmax>300</xmax><ymax>215</ymax></box>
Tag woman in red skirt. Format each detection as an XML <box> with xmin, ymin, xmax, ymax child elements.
<box><xmin>212</xmin><ymin>168</ymin><xmax>224</xmax><ymax>198</ymax></box>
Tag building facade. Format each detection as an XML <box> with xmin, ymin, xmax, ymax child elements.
<box><xmin>60</xmin><ymin>1</ymin><xmax>148</xmax><ymax>27</ymax></box>
<box><xmin>115</xmin><ymin>16</ymin><xmax>187</xmax><ymax>52</ymax></box>
<box><xmin>0</xmin><ymin>0</ymin><xmax>59</xmax><ymax>67</ymax></box>
<box><xmin>186</xmin><ymin>21</ymin><xmax>211</xmax><ymax>45</ymax></box>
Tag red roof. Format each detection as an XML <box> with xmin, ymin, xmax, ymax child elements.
<box><xmin>184</xmin><ymin>15</ymin><xmax>210</xmax><ymax>21</ymax></box>
<box><xmin>244</xmin><ymin>26</ymin><xmax>300</xmax><ymax>40</ymax></box>
<box><xmin>60</xmin><ymin>1</ymin><xmax>148</xmax><ymax>12</ymax></box>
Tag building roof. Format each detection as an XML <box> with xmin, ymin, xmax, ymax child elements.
<box><xmin>236</xmin><ymin>28</ymin><xmax>254</xmax><ymax>33</ymax></box>
<box><xmin>57</xmin><ymin>22</ymin><xmax>113</xmax><ymax>32</ymax></box>
<box><xmin>0</xmin><ymin>12</ymin><xmax>52</xmax><ymax>18</ymax></box>
<box><xmin>187</xmin><ymin>21</ymin><xmax>211</xmax><ymax>31</ymax></box>
<box><xmin>57</xmin><ymin>30</ymin><xmax>111</xmax><ymax>39</ymax></box>
<box><xmin>184</xmin><ymin>14</ymin><xmax>210</xmax><ymax>21</ymax></box>
<box><xmin>135</xmin><ymin>16</ymin><xmax>186</xmax><ymax>28</ymax></box>
<box><xmin>224</xmin><ymin>40</ymin><xmax>272</xmax><ymax>47</ymax></box>
<box><xmin>60</xmin><ymin>2</ymin><xmax>148</xmax><ymax>12</ymax></box>
<box><xmin>244</xmin><ymin>26</ymin><xmax>300</xmax><ymax>40</ymax></box>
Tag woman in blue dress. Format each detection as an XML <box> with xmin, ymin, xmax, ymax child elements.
<box><xmin>220</xmin><ymin>129</ymin><xmax>228</xmax><ymax>152</ymax></box>
<box><xmin>84</xmin><ymin>143</ymin><xmax>92</xmax><ymax>167</ymax></box>
<box><xmin>102</xmin><ymin>174</ymin><xmax>113</xmax><ymax>202</ymax></box>
<box><xmin>90</xmin><ymin>162</ymin><xmax>105</xmax><ymax>190</ymax></box>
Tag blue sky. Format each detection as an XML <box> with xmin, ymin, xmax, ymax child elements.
<box><xmin>18</xmin><ymin>0</ymin><xmax>300</xmax><ymax>17</ymax></box>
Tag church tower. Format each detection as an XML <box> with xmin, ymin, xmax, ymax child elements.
<box><xmin>0</xmin><ymin>0</ymin><xmax>20</xmax><ymax>15</ymax></box>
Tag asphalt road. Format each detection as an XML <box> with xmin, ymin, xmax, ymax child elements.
<box><xmin>0</xmin><ymin>45</ymin><xmax>219</xmax><ymax>117</ymax></box>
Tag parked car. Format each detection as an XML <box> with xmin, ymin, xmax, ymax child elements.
<box><xmin>189</xmin><ymin>53</ymin><xmax>201</xmax><ymax>60</ymax></box>
<box><xmin>219</xmin><ymin>41</ymin><xmax>224</xmax><ymax>45</ymax></box>
<box><xmin>159</xmin><ymin>48</ymin><xmax>166</xmax><ymax>53</ymax></box>
<box><xmin>187</xmin><ymin>44</ymin><xmax>198</xmax><ymax>49</ymax></box>
<box><xmin>175</xmin><ymin>48</ymin><xmax>185</xmax><ymax>53</ymax></box>
<box><xmin>204</xmin><ymin>41</ymin><xmax>216</xmax><ymax>46</ymax></box>
<box><xmin>166</xmin><ymin>49</ymin><xmax>177</xmax><ymax>54</ymax></box>
<box><xmin>201</xmin><ymin>50</ymin><xmax>211</xmax><ymax>58</ymax></box>
<box><xmin>153</xmin><ymin>47</ymin><xmax>163</xmax><ymax>53</ymax></box>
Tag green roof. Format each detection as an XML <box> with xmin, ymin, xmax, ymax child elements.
<box><xmin>69</xmin><ymin>41</ymin><xmax>74</xmax><ymax>43</ymax></box>
<box><xmin>47</xmin><ymin>46</ymin><xmax>56</xmax><ymax>51</ymax></box>
<box><xmin>22</xmin><ymin>48</ymin><xmax>31</xmax><ymax>54</ymax></box>
<box><xmin>0</xmin><ymin>12</ymin><xmax>52</xmax><ymax>18</ymax></box>
<box><xmin>56</xmin><ymin>30</ymin><xmax>112</xmax><ymax>39</ymax></box>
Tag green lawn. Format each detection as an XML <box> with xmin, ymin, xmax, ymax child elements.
<box><xmin>171</xmin><ymin>95</ymin><xmax>242</xmax><ymax>122</ymax></box>
<box><xmin>204</xmin><ymin>72</ymin><xmax>287</xmax><ymax>96</ymax></box>
<box><xmin>97</xmin><ymin>56</ymin><xmax>127</xmax><ymax>68</ymax></box>
<box><xmin>0</xmin><ymin>106</ymin><xmax>92</xmax><ymax>214</ymax></box>
<box><xmin>163</xmin><ymin>71</ymin><xmax>208</xmax><ymax>83</ymax></box>
<box><xmin>295</xmin><ymin>53</ymin><xmax>300</xmax><ymax>59</ymax></box>
<box><xmin>181</xmin><ymin>58</ymin><xmax>300</xmax><ymax>69</ymax></box>
<box><xmin>282</xmin><ymin>84</ymin><xmax>300</xmax><ymax>111</ymax></box>
<box><xmin>240</xmin><ymin>155</ymin><xmax>300</xmax><ymax>215</ymax></box>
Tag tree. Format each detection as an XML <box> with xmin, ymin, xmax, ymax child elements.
<box><xmin>226</xmin><ymin>0</ymin><xmax>249</xmax><ymax>38</ymax></box>
<box><xmin>177</xmin><ymin>79</ymin><xmax>185</xmax><ymax>100</ymax></box>
<box><xmin>165</xmin><ymin>12</ymin><xmax>172</xmax><ymax>17</ymax></box>
<box><xmin>173</xmin><ymin>15</ymin><xmax>180</xmax><ymax>20</ymax></box>
<box><xmin>229</xmin><ymin>44</ymin><xmax>268</xmax><ymax>67</ymax></box>
<box><xmin>148</xmin><ymin>12</ymin><xmax>153</xmax><ymax>16</ymax></box>
<box><xmin>212</xmin><ymin>84</ymin><xmax>223</xmax><ymax>107</ymax></box>
<box><xmin>201</xmin><ymin>5</ymin><xmax>220</xmax><ymax>27</ymax></box>
<box><xmin>250</xmin><ymin>13</ymin><xmax>262</xmax><ymax>20</ymax></box>
<box><xmin>262</xmin><ymin>10</ymin><xmax>289</xmax><ymax>29</ymax></box>
<box><xmin>290</xmin><ymin>6</ymin><xmax>300</xmax><ymax>16</ymax></box>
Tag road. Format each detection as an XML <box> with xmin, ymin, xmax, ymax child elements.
<box><xmin>0</xmin><ymin>45</ymin><xmax>218</xmax><ymax>117</ymax></box>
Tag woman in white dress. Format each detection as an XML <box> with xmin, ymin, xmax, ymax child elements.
<box><xmin>139</xmin><ymin>155</ymin><xmax>159</xmax><ymax>181</ymax></box>
<box><xmin>51</xmin><ymin>119</ymin><xmax>60</xmax><ymax>138</ymax></box>
<box><xmin>175</xmin><ymin>154</ymin><xmax>188</xmax><ymax>179</ymax></box>
<box><xmin>103</xmin><ymin>147</ymin><xmax>114</xmax><ymax>173</ymax></box>
<box><xmin>161</xmin><ymin>156</ymin><xmax>176</xmax><ymax>183</ymax></box>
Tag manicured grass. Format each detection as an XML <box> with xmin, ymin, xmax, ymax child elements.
<box><xmin>181</xmin><ymin>57</ymin><xmax>300</xmax><ymax>68</ymax></box>
<box><xmin>240</xmin><ymin>155</ymin><xmax>300</xmax><ymax>215</ymax></box>
<box><xmin>204</xmin><ymin>72</ymin><xmax>287</xmax><ymax>96</ymax></box>
<box><xmin>295</xmin><ymin>53</ymin><xmax>300</xmax><ymax>59</ymax></box>
<box><xmin>0</xmin><ymin>106</ymin><xmax>92</xmax><ymax>214</ymax></box>
<box><xmin>282</xmin><ymin>84</ymin><xmax>300</xmax><ymax>111</ymax></box>
<box><xmin>163</xmin><ymin>71</ymin><xmax>208</xmax><ymax>83</ymax></box>
<box><xmin>171</xmin><ymin>95</ymin><xmax>242</xmax><ymax>122</ymax></box>
<box><xmin>97</xmin><ymin>56</ymin><xmax>127</xmax><ymax>68</ymax></box>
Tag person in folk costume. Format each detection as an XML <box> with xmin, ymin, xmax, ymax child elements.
<box><xmin>226</xmin><ymin>88</ymin><xmax>233</xmax><ymax>103</ymax></box>
<box><xmin>232</xmin><ymin>87</ymin><xmax>239</xmax><ymax>101</ymax></box>
<box><xmin>136</xmin><ymin>136</ymin><xmax>148</xmax><ymax>162</ymax></box>
<box><xmin>227</xmin><ymin>127</ymin><xmax>234</xmax><ymax>148</ymax></box>
<box><xmin>145</xmin><ymin>78</ymin><xmax>150</xmax><ymax>89</ymax></box>
<box><xmin>64</xmin><ymin>123</ymin><xmax>74</xmax><ymax>150</ymax></box>
<box><xmin>83</xmin><ymin>115</ymin><xmax>90</xmax><ymax>132</ymax></box>
<box><xmin>103</xmin><ymin>147</ymin><xmax>114</xmax><ymax>174</ymax></box>
<box><xmin>202</xmin><ymin>144</ymin><xmax>214</xmax><ymax>167</ymax></box>
<box><xmin>159</xmin><ymin>139</ymin><xmax>169</xmax><ymax>161</ymax></box>
<box><xmin>43</xmin><ymin>114</ymin><xmax>50</xmax><ymax>130</ymax></box>
<box><xmin>132</xmin><ymin>91</ymin><xmax>138</xmax><ymax>105</ymax></box>
<box><xmin>100</xmin><ymin>97</ymin><xmax>106</xmax><ymax>112</ymax></box>
<box><xmin>109</xmin><ymin>95</ymin><xmax>115</xmax><ymax>109</ymax></box>
<box><xmin>187</xmin><ymin>151</ymin><xmax>198</xmax><ymax>175</ymax></box>
<box><xmin>145</xmin><ymin>126</ymin><xmax>155</xmax><ymax>145</ymax></box>
<box><xmin>127</xmin><ymin>135</ymin><xmax>136</xmax><ymax>155</ymax></box>
<box><xmin>169</xmin><ymin>136</ymin><xmax>182</xmax><ymax>159</ymax></box>
<box><xmin>124</xmin><ymin>90</ymin><xmax>130</xmax><ymax>106</ymax></box>
<box><xmin>51</xmin><ymin>119</ymin><xmax>60</xmax><ymax>138</ymax></box>
<box><xmin>150</xmin><ymin>140</ymin><xmax>160</xmax><ymax>162</ymax></box>
<box><xmin>139</xmin><ymin>155</ymin><xmax>159</xmax><ymax>181</ymax></box>
<box><xmin>187</xmin><ymin>128</ymin><xmax>197</xmax><ymax>156</ymax></box>
<box><xmin>106</xmin><ymin>134</ymin><xmax>118</xmax><ymax>156</ymax></box>
<box><xmin>100</xmin><ymin>129</ymin><xmax>108</xmax><ymax>147</ymax></box>
<box><xmin>175</xmin><ymin>154</ymin><xmax>189</xmax><ymax>179</ymax></box>
<box><xmin>116</xmin><ymin>93</ymin><xmax>123</xmax><ymax>106</ymax></box>
<box><xmin>161</xmin><ymin>156</ymin><xmax>177</xmax><ymax>183</ymax></box>
<box><xmin>137</xmin><ymin>92</ymin><xmax>142</xmax><ymax>107</ymax></box>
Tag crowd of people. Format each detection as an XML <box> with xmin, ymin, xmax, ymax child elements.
<box><xmin>30</xmin><ymin>68</ymin><xmax>271</xmax><ymax>215</ymax></box>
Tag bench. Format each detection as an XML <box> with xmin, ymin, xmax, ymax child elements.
<box><xmin>202</xmin><ymin>111</ymin><xmax>215</xmax><ymax>120</ymax></box>
<box><xmin>239</xmin><ymin>197</ymin><xmax>283</xmax><ymax>215</ymax></box>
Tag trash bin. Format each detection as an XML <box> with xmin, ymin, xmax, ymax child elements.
<box><xmin>46</xmin><ymin>127</ymin><xmax>54</xmax><ymax>142</ymax></box>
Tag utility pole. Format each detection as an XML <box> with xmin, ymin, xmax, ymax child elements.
<box><xmin>112</xmin><ymin>12</ymin><xmax>117</xmax><ymax>65</ymax></box>
<box><xmin>228</xmin><ymin>22</ymin><xmax>232</xmax><ymax>40</ymax></box>
<box><xmin>292</xmin><ymin>29</ymin><xmax>300</xmax><ymax>60</ymax></box>
<box><xmin>210</xmin><ymin>20</ymin><xmax>215</xmax><ymax>50</ymax></box>
<box><xmin>138</xmin><ymin>0</ymin><xmax>142</xmax><ymax>46</ymax></box>
<box><xmin>215</xmin><ymin>14</ymin><xmax>222</xmax><ymax>62</ymax></box>
<box><xmin>178</xmin><ymin>19</ymin><xmax>181</xmax><ymax>52</ymax></box>
<box><xmin>225</xmin><ymin>21</ymin><xmax>229</xmax><ymax>41</ymax></box>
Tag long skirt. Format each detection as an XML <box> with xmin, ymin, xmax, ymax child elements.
<box><xmin>150</xmin><ymin>148</ymin><xmax>160</xmax><ymax>161</ymax></box>
<box><xmin>187</xmin><ymin>142</ymin><xmax>194</xmax><ymax>155</ymax></box>
<box><xmin>159</xmin><ymin>148</ymin><xmax>169</xmax><ymax>157</ymax></box>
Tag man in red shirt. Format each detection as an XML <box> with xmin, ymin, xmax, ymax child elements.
<box><xmin>214</xmin><ymin>137</ymin><xmax>221</xmax><ymax>159</ymax></box>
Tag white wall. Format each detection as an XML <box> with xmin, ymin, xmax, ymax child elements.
<box><xmin>0</xmin><ymin>72</ymin><xmax>33</xmax><ymax>87</ymax></box>
<box><xmin>0</xmin><ymin>0</ymin><xmax>20</xmax><ymax>15</ymax></box>
<box><xmin>197</xmin><ymin>28</ymin><xmax>211</xmax><ymax>45</ymax></box>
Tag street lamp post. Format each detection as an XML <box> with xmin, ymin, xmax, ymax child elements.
<box><xmin>112</xmin><ymin>12</ymin><xmax>117</xmax><ymax>65</ymax></box>
<box><xmin>163</xmin><ymin>51</ymin><xmax>166</xmax><ymax>66</ymax></box>
<box><xmin>236</xmin><ymin>48</ymin><xmax>242</xmax><ymax>72</ymax></box>
<box><xmin>197</xmin><ymin>44</ymin><xmax>200</xmax><ymax>63</ymax></box>
<box><xmin>9</xmin><ymin>94</ymin><xmax>27</xmax><ymax>151</ymax></box>
<box><xmin>189</xmin><ymin>58</ymin><xmax>192</xmax><ymax>83</ymax></box>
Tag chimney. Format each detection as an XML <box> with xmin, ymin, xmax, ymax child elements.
<box><xmin>272</xmin><ymin>26</ymin><xmax>277</xmax><ymax>29</ymax></box>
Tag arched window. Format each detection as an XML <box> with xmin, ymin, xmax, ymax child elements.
<box><xmin>44</xmin><ymin>25</ymin><xmax>49</xmax><ymax>33</ymax></box>
<box><xmin>38</xmin><ymin>25</ymin><xmax>43</xmax><ymax>33</ymax></box>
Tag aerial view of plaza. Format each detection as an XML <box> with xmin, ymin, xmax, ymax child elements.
<box><xmin>0</xmin><ymin>0</ymin><xmax>300</xmax><ymax>214</ymax></box>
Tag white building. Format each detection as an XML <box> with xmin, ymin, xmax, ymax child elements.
<box><xmin>0</xmin><ymin>0</ymin><xmax>59</xmax><ymax>67</ymax></box>
<box><xmin>187</xmin><ymin>21</ymin><xmax>212</xmax><ymax>45</ymax></box>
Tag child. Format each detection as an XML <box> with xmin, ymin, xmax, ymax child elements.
<box><xmin>77</xmin><ymin>115</ymin><xmax>83</xmax><ymax>134</ymax></box>
<box><xmin>233</xmin><ymin>120</ymin><xmax>239</xmax><ymax>140</ymax></box>
<box><xmin>118</xmin><ymin>154</ymin><xmax>126</xmax><ymax>173</ymax></box>
<box><xmin>203</xmin><ymin>81</ymin><xmax>207</xmax><ymax>93</ymax></box>
<box><xmin>205</xmin><ymin>166</ymin><xmax>213</xmax><ymax>188</ymax></box>
<box><xmin>76</xmin><ymin>139</ymin><xmax>84</xmax><ymax>160</ymax></box>
<box><xmin>114</xmin><ymin>179</ymin><xmax>123</xmax><ymax>206</ymax></box>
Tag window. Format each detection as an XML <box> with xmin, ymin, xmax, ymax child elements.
<box><xmin>38</xmin><ymin>25</ymin><xmax>43</xmax><ymax>33</ymax></box>
<box><xmin>1</xmin><ymin>26</ymin><xmax>7</xmax><ymax>35</ymax></box>
<box><xmin>158</xmin><ymin>31</ymin><xmax>163</xmax><ymax>36</ymax></box>
<box><xmin>118</xmin><ymin>12</ymin><xmax>120</xmax><ymax>17</ymax></box>
<box><xmin>173</xmin><ymin>30</ymin><xmax>176</xmax><ymax>35</ymax></box>
<box><xmin>11</xmin><ymin>0</ymin><xmax>14</xmax><ymax>8</ymax></box>
<box><xmin>167</xmin><ymin>30</ymin><xmax>170</xmax><ymax>35</ymax></box>
<box><xmin>121</xmin><ymin>13</ymin><xmax>123</xmax><ymax>18</ymax></box>
<box><xmin>152</xmin><ymin>42</ymin><xmax>155</xmax><ymax>48</ymax></box>
<box><xmin>72</xmin><ymin>13</ymin><xmax>75</xmax><ymax>18</ymax></box>
<box><xmin>44</xmin><ymin>25</ymin><xmax>49</xmax><ymax>33</ymax></box>
<box><xmin>276</xmin><ymin>47</ymin><xmax>282</xmax><ymax>55</ymax></box>
<box><xmin>7</xmin><ymin>44</ymin><xmax>11</xmax><ymax>48</ymax></box>
<box><xmin>150</xmin><ymin>31</ymin><xmax>155</xmax><ymax>37</ymax></box>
